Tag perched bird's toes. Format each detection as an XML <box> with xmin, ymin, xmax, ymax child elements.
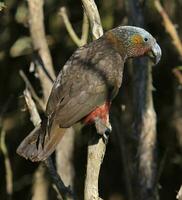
<box><xmin>102</xmin><ymin>131</ymin><xmax>109</xmax><ymax>144</ymax></box>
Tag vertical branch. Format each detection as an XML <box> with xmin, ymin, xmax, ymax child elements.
<box><xmin>32</xmin><ymin>165</ymin><xmax>49</xmax><ymax>200</ymax></box>
<box><xmin>27</xmin><ymin>0</ymin><xmax>55</xmax><ymax>102</ymax></box>
<box><xmin>127</xmin><ymin>0</ymin><xmax>158</xmax><ymax>199</ymax></box>
<box><xmin>81</xmin><ymin>12</ymin><xmax>89</xmax><ymax>45</ymax></box>
<box><xmin>84</xmin><ymin>137</ymin><xmax>106</xmax><ymax>200</ymax></box>
<box><xmin>23</xmin><ymin>88</ymin><xmax>75</xmax><ymax>199</ymax></box>
<box><xmin>0</xmin><ymin>128</ymin><xmax>13</xmax><ymax>200</ymax></box>
<box><xmin>177</xmin><ymin>186</ymin><xmax>182</xmax><ymax>200</ymax></box>
<box><xmin>82</xmin><ymin>0</ymin><xmax>103</xmax><ymax>39</ymax></box>
<box><xmin>56</xmin><ymin>128</ymin><xmax>75</xmax><ymax>188</ymax></box>
<box><xmin>154</xmin><ymin>4</ymin><xmax>182</xmax><ymax>198</ymax></box>
<box><xmin>113</xmin><ymin>117</ymin><xmax>133</xmax><ymax>200</ymax></box>
<box><xmin>81</xmin><ymin>1</ymin><xmax>106</xmax><ymax>200</ymax></box>
<box><xmin>27</xmin><ymin>1</ymin><xmax>76</xmax><ymax>198</ymax></box>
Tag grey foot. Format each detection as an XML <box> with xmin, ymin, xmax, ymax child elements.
<box><xmin>102</xmin><ymin>128</ymin><xmax>111</xmax><ymax>144</ymax></box>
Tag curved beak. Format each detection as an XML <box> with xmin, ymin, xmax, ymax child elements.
<box><xmin>148</xmin><ymin>42</ymin><xmax>162</xmax><ymax>65</ymax></box>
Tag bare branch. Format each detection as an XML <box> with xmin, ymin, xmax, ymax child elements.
<box><xmin>20</xmin><ymin>70</ymin><xmax>46</xmax><ymax>111</ymax></box>
<box><xmin>82</xmin><ymin>0</ymin><xmax>103</xmax><ymax>39</ymax></box>
<box><xmin>23</xmin><ymin>89</ymin><xmax>41</xmax><ymax>126</ymax></box>
<box><xmin>81</xmin><ymin>11</ymin><xmax>89</xmax><ymax>45</ymax></box>
<box><xmin>80</xmin><ymin>1</ymin><xmax>106</xmax><ymax>200</ymax></box>
<box><xmin>154</xmin><ymin>0</ymin><xmax>182</xmax><ymax>58</ymax></box>
<box><xmin>44</xmin><ymin>157</ymin><xmax>76</xmax><ymax>200</ymax></box>
<box><xmin>173</xmin><ymin>68</ymin><xmax>182</xmax><ymax>85</ymax></box>
<box><xmin>113</xmin><ymin>116</ymin><xmax>133</xmax><ymax>200</ymax></box>
<box><xmin>84</xmin><ymin>136</ymin><xmax>105</xmax><ymax>200</ymax></box>
<box><xmin>59</xmin><ymin>7</ymin><xmax>82</xmax><ymax>47</ymax></box>
<box><xmin>23</xmin><ymin>88</ymin><xmax>75</xmax><ymax>199</ymax></box>
<box><xmin>56</xmin><ymin>128</ymin><xmax>75</xmax><ymax>188</ymax></box>
<box><xmin>59</xmin><ymin>7</ymin><xmax>89</xmax><ymax>47</ymax></box>
<box><xmin>0</xmin><ymin>128</ymin><xmax>13</xmax><ymax>199</ymax></box>
<box><xmin>27</xmin><ymin>0</ymin><xmax>55</xmax><ymax>102</ymax></box>
<box><xmin>0</xmin><ymin>2</ymin><xmax>6</xmax><ymax>11</ymax></box>
<box><xmin>177</xmin><ymin>186</ymin><xmax>182</xmax><ymax>200</ymax></box>
<box><xmin>32</xmin><ymin>165</ymin><xmax>49</xmax><ymax>200</ymax></box>
<box><xmin>127</xmin><ymin>0</ymin><xmax>158</xmax><ymax>199</ymax></box>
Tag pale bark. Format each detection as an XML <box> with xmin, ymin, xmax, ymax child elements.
<box><xmin>81</xmin><ymin>1</ymin><xmax>106</xmax><ymax>200</ymax></box>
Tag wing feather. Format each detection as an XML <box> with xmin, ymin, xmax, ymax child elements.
<box><xmin>46</xmin><ymin>38</ymin><xmax>123</xmax><ymax>128</ymax></box>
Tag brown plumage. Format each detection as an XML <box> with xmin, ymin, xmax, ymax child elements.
<box><xmin>17</xmin><ymin>26</ymin><xmax>161</xmax><ymax>162</ymax></box>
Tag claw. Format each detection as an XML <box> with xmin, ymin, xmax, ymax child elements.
<box><xmin>102</xmin><ymin>128</ymin><xmax>111</xmax><ymax>144</ymax></box>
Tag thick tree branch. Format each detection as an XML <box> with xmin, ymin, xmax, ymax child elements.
<box><xmin>84</xmin><ymin>136</ymin><xmax>105</xmax><ymax>200</ymax></box>
<box><xmin>26</xmin><ymin>0</ymin><xmax>79</xmax><ymax>199</ymax></box>
<box><xmin>59</xmin><ymin>2</ymin><xmax>105</xmax><ymax>199</ymax></box>
<box><xmin>32</xmin><ymin>165</ymin><xmax>49</xmax><ymax>200</ymax></box>
<box><xmin>80</xmin><ymin>1</ymin><xmax>106</xmax><ymax>200</ymax></box>
<box><xmin>177</xmin><ymin>186</ymin><xmax>182</xmax><ymax>200</ymax></box>
<box><xmin>127</xmin><ymin>0</ymin><xmax>158</xmax><ymax>199</ymax></box>
<box><xmin>82</xmin><ymin>0</ymin><xmax>103</xmax><ymax>39</ymax></box>
<box><xmin>154</xmin><ymin>5</ymin><xmax>182</xmax><ymax>196</ymax></box>
<box><xmin>27</xmin><ymin>0</ymin><xmax>55</xmax><ymax>102</ymax></box>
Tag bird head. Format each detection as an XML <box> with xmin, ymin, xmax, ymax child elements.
<box><xmin>107</xmin><ymin>26</ymin><xmax>161</xmax><ymax>64</ymax></box>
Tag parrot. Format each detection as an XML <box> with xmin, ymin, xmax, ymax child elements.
<box><xmin>17</xmin><ymin>26</ymin><xmax>161</xmax><ymax>162</ymax></box>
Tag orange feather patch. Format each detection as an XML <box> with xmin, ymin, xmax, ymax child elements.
<box><xmin>131</xmin><ymin>34</ymin><xmax>143</xmax><ymax>44</ymax></box>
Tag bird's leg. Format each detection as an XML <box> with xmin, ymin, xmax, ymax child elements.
<box><xmin>94</xmin><ymin>116</ymin><xmax>112</xmax><ymax>144</ymax></box>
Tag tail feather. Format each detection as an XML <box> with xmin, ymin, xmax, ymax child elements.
<box><xmin>17</xmin><ymin>122</ymin><xmax>66</xmax><ymax>162</ymax></box>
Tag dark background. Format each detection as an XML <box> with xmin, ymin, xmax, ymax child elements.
<box><xmin>0</xmin><ymin>0</ymin><xmax>182</xmax><ymax>199</ymax></box>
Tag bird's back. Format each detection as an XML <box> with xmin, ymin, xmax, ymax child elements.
<box><xmin>46</xmin><ymin>36</ymin><xmax>124</xmax><ymax>128</ymax></box>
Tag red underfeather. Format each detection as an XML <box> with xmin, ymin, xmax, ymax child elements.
<box><xmin>83</xmin><ymin>101</ymin><xmax>111</xmax><ymax>124</ymax></box>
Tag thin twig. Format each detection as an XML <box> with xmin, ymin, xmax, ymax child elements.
<box><xmin>20</xmin><ymin>70</ymin><xmax>46</xmax><ymax>111</ymax></box>
<box><xmin>23</xmin><ymin>88</ymin><xmax>75</xmax><ymax>199</ymax></box>
<box><xmin>0</xmin><ymin>128</ymin><xmax>13</xmax><ymax>199</ymax></box>
<box><xmin>23</xmin><ymin>89</ymin><xmax>41</xmax><ymax>126</ymax></box>
<box><xmin>80</xmin><ymin>11</ymin><xmax>89</xmax><ymax>45</ymax></box>
<box><xmin>59</xmin><ymin>7</ymin><xmax>82</xmax><ymax>47</ymax></box>
<box><xmin>173</xmin><ymin>68</ymin><xmax>182</xmax><ymax>85</ymax></box>
<box><xmin>0</xmin><ymin>99</ymin><xmax>14</xmax><ymax>200</ymax></box>
<box><xmin>44</xmin><ymin>157</ymin><xmax>76</xmax><ymax>200</ymax></box>
<box><xmin>59</xmin><ymin>7</ymin><xmax>89</xmax><ymax>47</ymax></box>
<box><xmin>154</xmin><ymin>0</ymin><xmax>182</xmax><ymax>58</ymax></box>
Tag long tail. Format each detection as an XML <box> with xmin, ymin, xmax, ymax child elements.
<box><xmin>16</xmin><ymin>122</ymin><xmax>67</xmax><ymax>162</ymax></box>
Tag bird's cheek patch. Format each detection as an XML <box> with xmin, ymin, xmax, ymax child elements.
<box><xmin>131</xmin><ymin>34</ymin><xmax>143</xmax><ymax>45</ymax></box>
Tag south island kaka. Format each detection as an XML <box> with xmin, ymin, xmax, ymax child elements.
<box><xmin>17</xmin><ymin>26</ymin><xmax>161</xmax><ymax>162</ymax></box>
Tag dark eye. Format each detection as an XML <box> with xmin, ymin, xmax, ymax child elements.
<box><xmin>144</xmin><ymin>37</ymin><xmax>148</xmax><ymax>42</ymax></box>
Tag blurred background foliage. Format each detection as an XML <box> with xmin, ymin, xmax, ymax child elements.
<box><xmin>0</xmin><ymin>0</ymin><xmax>182</xmax><ymax>200</ymax></box>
